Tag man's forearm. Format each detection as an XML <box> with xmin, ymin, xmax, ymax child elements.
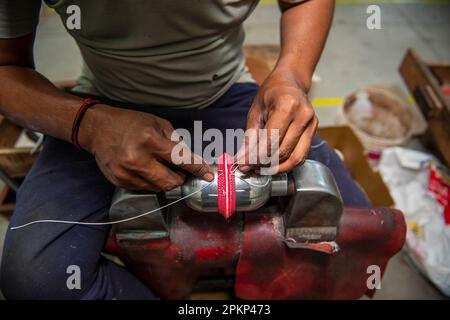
<box><xmin>0</xmin><ymin>33</ymin><xmax>105</xmax><ymax>150</ymax></box>
<box><xmin>239</xmin><ymin>1</ymin><xmax>333</xmax><ymax>173</ymax></box>
<box><xmin>0</xmin><ymin>66</ymin><xmax>109</xmax><ymax>151</ymax></box>
<box><xmin>274</xmin><ymin>0</ymin><xmax>335</xmax><ymax>92</ymax></box>
<box><xmin>0</xmin><ymin>67</ymin><xmax>81</xmax><ymax>138</ymax></box>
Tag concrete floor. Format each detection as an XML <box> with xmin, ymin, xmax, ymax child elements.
<box><xmin>245</xmin><ymin>3</ymin><xmax>450</xmax><ymax>124</ymax></box>
<box><xmin>0</xmin><ymin>2</ymin><xmax>449</xmax><ymax>299</ymax></box>
<box><xmin>32</xmin><ymin>3</ymin><xmax>450</xmax><ymax>125</ymax></box>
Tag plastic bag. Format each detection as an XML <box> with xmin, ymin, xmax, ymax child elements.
<box><xmin>379</xmin><ymin>147</ymin><xmax>450</xmax><ymax>296</ymax></box>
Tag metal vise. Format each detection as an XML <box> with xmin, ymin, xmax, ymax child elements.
<box><xmin>105</xmin><ymin>159</ymin><xmax>405</xmax><ymax>299</ymax></box>
<box><xmin>109</xmin><ymin>160</ymin><xmax>343</xmax><ymax>247</ymax></box>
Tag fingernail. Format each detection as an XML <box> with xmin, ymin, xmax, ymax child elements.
<box><xmin>262</xmin><ymin>166</ymin><xmax>277</xmax><ymax>175</ymax></box>
<box><xmin>203</xmin><ymin>172</ymin><xmax>214</xmax><ymax>181</ymax></box>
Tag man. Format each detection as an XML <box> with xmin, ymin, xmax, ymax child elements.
<box><xmin>0</xmin><ymin>0</ymin><xmax>369</xmax><ymax>299</ymax></box>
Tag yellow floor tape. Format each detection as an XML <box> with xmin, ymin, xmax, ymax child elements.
<box><xmin>312</xmin><ymin>98</ymin><xmax>344</xmax><ymax>108</ymax></box>
<box><xmin>311</xmin><ymin>96</ymin><xmax>415</xmax><ymax>108</ymax></box>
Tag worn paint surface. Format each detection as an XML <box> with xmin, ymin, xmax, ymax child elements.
<box><xmin>106</xmin><ymin>206</ymin><xmax>405</xmax><ymax>299</ymax></box>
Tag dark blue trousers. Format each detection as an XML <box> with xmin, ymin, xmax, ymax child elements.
<box><xmin>0</xmin><ymin>83</ymin><xmax>370</xmax><ymax>299</ymax></box>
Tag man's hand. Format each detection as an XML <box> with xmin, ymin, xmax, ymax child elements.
<box><xmin>80</xmin><ymin>104</ymin><xmax>214</xmax><ymax>191</ymax></box>
<box><xmin>238</xmin><ymin>72</ymin><xmax>318</xmax><ymax>174</ymax></box>
<box><xmin>238</xmin><ymin>0</ymin><xmax>333</xmax><ymax>174</ymax></box>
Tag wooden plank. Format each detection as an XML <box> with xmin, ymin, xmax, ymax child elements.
<box><xmin>0</xmin><ymin>203</ymin><xmax>14</xmax><ymax>216</ymax></box>
<box><xmin>0</xmin><ymin>117</ymin><xmax>22</xmax><ymax>147</ymax></box>
<box><xmin>0</xmin><ymin>117</ymin><xmax>39</xmax><ymax>177</ymax></box>
<box><xmin>0</xmin><ymin>185</ymin><xmax>14</xmax><ymax>217</ymax></box>
<box><xmin>0</xmin><ymin>184</ymin><xmax>8</xmax><ymax>205</ymax></box>
<box><xmin>429</xmin><ymin>64</ymin><xmax>450</xmax><ymax>85</ymax></box>
<box><xmin>318</xmin><ymin>126</ymin><xmax>394</xmax><ymax>207</ymax></box>
<box><xmin>0</xmin><ymin>147</ymin><xmax>33</xmax><ymax>156</ymax></box>
<box><xmin>399</xmin><ymin>49</ymin><xmax>449</xmax><ymax>114</ymax></box>
<box><xmin>399</xmin><ymin>49</ymin><xmax>450</xmax><ymax>167</ymax></box>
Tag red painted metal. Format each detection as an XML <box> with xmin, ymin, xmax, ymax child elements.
<box><xmin>105</xmin><ymin>206</ymin><xmax>405</xmax><ymax>299</ymax></box>
<box><xmin>235</xmin><ymin>207</ymin><xmax>406</xmax><ymax>299</ymax></box>
<box><xmin>217</xmin><ymin>153</ymin><xmax>236</xmax><ymax>219</ymax></box>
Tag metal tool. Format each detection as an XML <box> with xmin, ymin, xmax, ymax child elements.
<box><xmin>165</xmin><ymin>153</ymin><xmax>288</xmax><ymax>216</ymax></box>
<box><xmin>110</xmin><ymin>159</ymin><xmax>343</xmax><ymax>246</ymax></box>
<box><xmin>106</xmin><ymin>158</ymin><xmax>407</xmax><ymax>299</ymax></box>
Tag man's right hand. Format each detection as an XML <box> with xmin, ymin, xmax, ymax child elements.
<box><xmin>79</xmin><ymin>104</ymin><xmax>214</xmax><ymax>192</ymax></box>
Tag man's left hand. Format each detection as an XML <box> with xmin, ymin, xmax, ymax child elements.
<box><xmin>238</xmin><ymin>72</ymin><xmax>318</xmax><ymax>174</ymax></box>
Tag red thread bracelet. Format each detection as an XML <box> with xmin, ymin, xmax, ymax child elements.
<box><xmin>71</xmin><ymin>98</ymin><xmax>99</xmax><ymax>150</ymax></box>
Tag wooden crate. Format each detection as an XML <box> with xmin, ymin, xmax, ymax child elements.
<box><xmin>318</xmin><ymin>126</ymin><xmax>394</xmax><ymax>207</ymax></box>
<box><xmin>0</xmin><ymin>116</ymin><xmax>39</xmax><ymax>178</ymax></box>
<box><xmin>399</xmin><ymin>49</ymin><xmax>450</xmax><ymax>167</ymax></box>
<box><xmin>0</xmin><ymin>184</ymin><xmax>14</xmax><ymax>217</ymax></box>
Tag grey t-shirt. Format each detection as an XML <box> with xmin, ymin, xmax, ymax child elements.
<box><xmin>0</xmin><ymin>0</ymin><xmax>260</xmax><ymax>108</ymax></box>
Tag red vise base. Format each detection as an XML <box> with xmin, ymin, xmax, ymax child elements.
<box><xmin>105</xmin><ymin>206</ymin><xmax>406</xmax><ymax>299</ymax></box>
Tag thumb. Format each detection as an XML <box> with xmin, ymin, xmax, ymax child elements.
<box><xmin>236</xmin><ymin>102</ymin><xmax>263</xmax><ymax>173</ymax></box>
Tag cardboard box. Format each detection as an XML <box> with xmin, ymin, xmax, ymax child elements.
<box><xmin>318</xmin><ymin>126</ymin><xmax>394</xmax><ymax>207</ymax></box>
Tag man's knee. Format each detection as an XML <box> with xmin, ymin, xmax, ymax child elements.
<box><xmin>1</xmin><ymin>238</ymin><xmax>44</xmax><ymax>299</ymax></box>
<box><xmin>1</xmin><ymin>237</ymin><xmax>88</xmax><ymax>299</ymax></box>
<box><xmin>0</xmin><ymin>222</ymin><xmax>83</xmax><ymax>300</ymax></box>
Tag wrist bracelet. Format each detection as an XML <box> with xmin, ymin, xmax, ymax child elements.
<box><xmin>71</xmin><ymin>98</ymin><xmax>100</xmax><ymax>150</ymax></box>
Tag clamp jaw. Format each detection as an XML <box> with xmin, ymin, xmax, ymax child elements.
<box><xmin>109</xmin><ymin>160</ymin><xmax>343</xmax><ymax>247</ymax></box>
